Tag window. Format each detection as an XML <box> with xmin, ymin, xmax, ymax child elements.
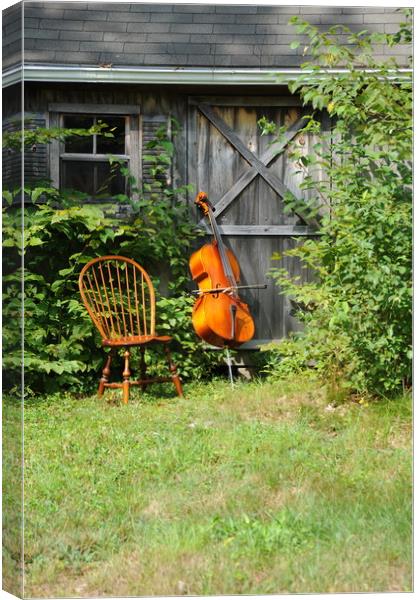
<box><xmin>61</xmin><ymin>114</ymin><xmax>128</xmax><ymax>199</ymax></box>
<box><xmin>48</xmin><ymin>104</ymin><xmax>140</xmax><ymax>202</ymax></box>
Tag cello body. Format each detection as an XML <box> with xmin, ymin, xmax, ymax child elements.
<box><xmin>189</xmin><ymin>229</ymin><xmax>255</xmax><ymax>348</ymax></box>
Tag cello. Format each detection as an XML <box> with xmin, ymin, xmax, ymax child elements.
<box><xmin>189</xmin><ymin>191</ymin><xmax>266</xmax><ymax>348</ymax></box>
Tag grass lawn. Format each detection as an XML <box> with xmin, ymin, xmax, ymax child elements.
<box><xmin>5</xmin><ymin>377</ymin><xmax>412</xmax><ymax>596</ymax></box>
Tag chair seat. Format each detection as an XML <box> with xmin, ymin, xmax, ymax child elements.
<box><xmin>102</xmin><ymin>334</ymin><xmax>172</xmax><ymax>347</ymax></box>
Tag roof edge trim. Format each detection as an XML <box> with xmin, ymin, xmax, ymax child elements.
<box><xmin>3</xmin><ymin>64</ymin><xmax>412</xmax><ymax>88</ymax></box>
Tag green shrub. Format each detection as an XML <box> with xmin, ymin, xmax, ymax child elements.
<box><xmin>3</xmin><ymin>122</ymin><xmax>223</xmax><ymax>394</ymax></box>
<box><xmin>261</xmin><ymin>11</ymin><xmax>412</xmax><ymax>398</ymax></box>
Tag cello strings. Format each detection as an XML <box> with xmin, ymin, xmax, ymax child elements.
<box><xmin>208</xmin><ymin>209</ymin><xmax>237</xmax><ymax>292</ymax></box>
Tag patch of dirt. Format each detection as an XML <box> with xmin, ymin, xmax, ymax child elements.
<box><xmin>142</xmin><ymin>499</ymin><xmax>164</xmax><ymax>517</ymax></box>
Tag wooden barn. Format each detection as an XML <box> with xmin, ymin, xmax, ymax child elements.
<box><xmin>2</xmin><ymin>2</ymin><xmax>410</xmax><ymax>349</ymax></box>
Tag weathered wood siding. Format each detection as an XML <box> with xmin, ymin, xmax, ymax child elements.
<box><xmin>23</xmin><ymin>83</ymin><xmax>191</xmax><ymax>192</ymax></box>
<box><xmin>11</xmin><ymin>82</ymin><xmax>324</xmax><ymax>345</ymax></box>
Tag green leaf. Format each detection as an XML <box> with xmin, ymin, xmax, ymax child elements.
<box><xmin>2</xmin><ymin>190</ymin><xmax>14</xmax><ymax>205</ymax></box>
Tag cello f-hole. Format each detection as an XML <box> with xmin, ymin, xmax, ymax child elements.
<box><xmin>230</xmin><ymin>303</ymin><xmax>237</xmax><ymax>340</ymax></box>
<box><xmin>212</xmin><ymin>282</ymin><xmax>222</xmax><ymax>298</ymax></box>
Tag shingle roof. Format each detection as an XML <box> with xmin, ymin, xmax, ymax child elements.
<box><xmin>3</xmin><ymin>2</ymin><xmax>411</xmax><ymax>72</ymax></box>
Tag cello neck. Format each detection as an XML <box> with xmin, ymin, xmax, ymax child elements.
<box><xmin>194</xmin><ymin>191</ymin><xmax>238</xmax><ymax>291</ymax></box>
<box><xmin>207</xmin><ymin>206</ymin><xmax>237</xmax><ymax>291</ymax></box>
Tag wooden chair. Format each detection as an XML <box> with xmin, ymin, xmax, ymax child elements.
<box><xmin>78</xmin><ymin>255</ymin><xmax>183</xmax><ymax>404</ymax></box>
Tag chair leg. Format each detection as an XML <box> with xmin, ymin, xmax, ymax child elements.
<box><xmin>140</xmin><ymin>347</ymin><xmax>148</xmax><ymax>392</ymax></box>
<box><xmin>164</xmin><ymin>346</ymin><xmax>183</xmax><ymax>397</ymax></box>
<box><xmin>122</xmin><ymin>348</ymin><xmax>131</xmax><ymax>404</ymax></box>
<box><xmin>98</xmin><ymin>350</ymin><xmax>113</xmax><ymax>397</ymax></box>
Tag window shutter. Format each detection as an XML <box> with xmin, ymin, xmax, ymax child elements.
<box><xmin>24</xmin><ymin>116</ymin><xmax>48</xmax><ymax>186</ymax></box>
<box><xmin>141</xmin><ymin>116</ymin><xmax>171</xmax><ymax>196</ymax></box>
<box><xmin>2</xmin><ymin>118</ymin><xmax>22</xmax><ymax>190</ymax></box>
<box><xmin>2</xmin><ymin>115</ymin><xmax>48</xmax><ymax>191</ymax></box>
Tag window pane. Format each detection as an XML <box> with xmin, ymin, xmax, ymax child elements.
<box><xmin>64</xmin><ymin>115</ymin><xmax>94</xmax><ymax>153</ymax></box>
<box><xmin>61</xmin><ymin>160</ymin><xmax>126</xmax><ymax>199</ymax></box>
<box><xmin>96</xmin><ymin>161</ymin><xmax>126</xmax><ymax>197</ymax></box>
<box><xmin>96</xmin><ymin>116</ymin><xmax>126</xmax><ymax>154</ymax></box>
<box><xmin>61</xmin><ymin>160</ymin><xmax>95</xmax><ymax>195</ymax></box>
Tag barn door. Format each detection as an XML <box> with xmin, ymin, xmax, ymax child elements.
<box><xmin>188</xmin><ymin>96</ymin><xmax>321</xmax><ymax>347</ymax></box>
